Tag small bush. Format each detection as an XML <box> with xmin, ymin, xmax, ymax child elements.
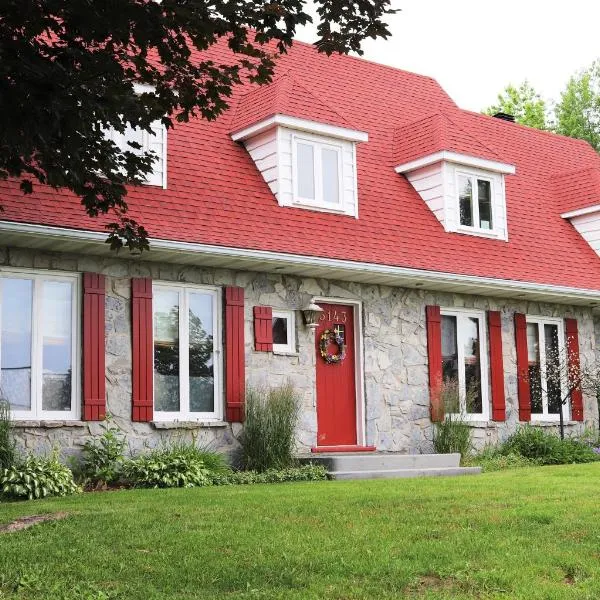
<box><xmin>80</xmin><ymin>419</ymin><xmax>126</xmax><ymax>485</ymax></box>
<box><xmin>163</xmin><ymin>440</ymin><xmax>231</xmax><ymax>475</ymax></box>
<box><xmin>210</xmin><ymin>464</ymin><xmax>328</xmax><ymax>486</ymax></box>
<box><xmin>1</xmin><ymin>453</ymin><xmax>80</xmax><ymax>500</ymax></box>
<box><xmin>0</xmin><ymin>399</ymin><xmax>16</xmax><ymax>470</ymax></box>
<box><xmin>466</xmin><ymin>447</ymin><xmax>541</xmax><ymax>472</ymax></box>
<box><xmin>433</xmin><ymin>414</ymin><xmax>472</xmax><ymax>458</ymax></box>
<box><xmin>241</xmin><ymin>383</ymin><xmax>300</xmax><ymax>472</ymax></box>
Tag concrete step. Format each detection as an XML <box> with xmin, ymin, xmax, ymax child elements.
<box><xmin>329</xmin><ymin>466</ymin><xmax>482</xmax><ymax>480</ymax></box>
<box><xmin>299</xmin><ymin>452</ymin><xmax>462</xmax><ymax>472</ymax></box>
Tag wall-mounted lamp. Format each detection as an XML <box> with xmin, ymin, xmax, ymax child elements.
<box><xmin>301</xmin><ymin>300</ymin><xmax>324</xmax><ymax>330</ymax></box>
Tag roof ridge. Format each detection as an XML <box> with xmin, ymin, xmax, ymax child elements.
<box><xmin>286</xmin><ymin>76</ymin><xmax>351</xmax><ymax>126</ymax></box>
<box><xmin>442</xmin><ymin>111</ymin><xmax>502</xmax><ymax>160</ymax></box>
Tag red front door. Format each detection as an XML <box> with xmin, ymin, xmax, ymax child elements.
<box><xmin>316</xmin><ymin>303</ymin><xmax>357</xmax><ymax>446</ymax></box>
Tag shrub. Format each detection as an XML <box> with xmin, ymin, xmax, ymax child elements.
<box><xmin>210</xmin><ymin>464</ymin><xmax>328</xmax><ymax>486</ymax></box>
<box><xmin>1</xmin><ymin>453</ymin><xmax>80</xmax><ymax>500</ymax></box>
<box><xmin>241</xmin><ymin>383</ymin><xmax>300</xmax><ymax>472</ymax></box>
<box><xmin>163</xmin><ymin>439</ymin><xmax>231</xmax><ymax>475</ymax></box>
<box><xmin>432</xmin><ymin>414</ymin><xmax>472</xmax><ymax>458</ymax></box>
<box><xmin>466</xmin><ymin>447</ymin><xmax>541</xmax><ymax>472</ymax></box>
<box><xmin>80</xmin><ymin>418</ymin><xmax>126</xmax><ymax>485</ymax></box>
<box><xmin>0</xmin><ymin>399</ymin><xmax>16</xmax><ymax>471</ymax></box>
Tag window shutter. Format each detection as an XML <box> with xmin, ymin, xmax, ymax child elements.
<box><xmin>514</xmin><ymin>313</ymin><xmax>531</xmax><ymax>422</ymax></box>
<box><xmin>487</xmin><ymin>311</ymin><xmax>506</xmax><ymax>421</ymax></box>
<box><xmin>225</xmin><ymin>287</ymin><xmax>245</xmax><ymax>422</ymax></box>
<box><xmin>565</xmin><ymin>318</ymin><xmax>584</xmax><ymax>421</ymax></box>
<box><xmin>426</xmin><ymin>305</ymin><xmax>444</xmax><ymax>422</ymax></box>
<box><xmin>132</xmin><ymin>278</ymin><xmax>153</xmax><ymax>422</ymax></box>
<box><xmin>83</xmin><ymin>273</ymin><xmax>106</xmax><ymax>421</ymax></box>
<box><xmin>253</xmin><ymin>306</ymin><xmax>273</xmax><ymax>352</ymax></box>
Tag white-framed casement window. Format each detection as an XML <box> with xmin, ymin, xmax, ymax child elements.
<box><xmin>457</xmin><ymin>171</ymin><xmax>494</xmax><ymax>232</ymax></box>
<box><xmin>440</xmin><ymin>308</ymin><xmax>489</xmax><ymax>420</ymax></box>
<box><xmin>272</xmin><ymin>310</ymin><xmax>296</xmax><ymax>354</ymax></box>
<box><xmin>526</xmin><ymin>316</ymin><xmax>568</xmax><ymax>421</ymax></box>
<box><xmin>152</xmin><ymin>282</ymin><xmax>222</xmax><ymax>421</ymax></box>
<box><xmin>0</xmin><ymin>270</ymin><xmax>80</xmax><ymax>420</ymax></box>
<box><xmin>292</xmin><ymin>134</ymin><xmax>343</xmax><ymax>210</ymax></box>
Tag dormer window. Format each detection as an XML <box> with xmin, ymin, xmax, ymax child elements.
<box><xmin>458</xmin><ymin>172</ymin><xmax>493</xmax><ymax>231</ymax></box>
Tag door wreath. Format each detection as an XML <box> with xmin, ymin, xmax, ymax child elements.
<box><xmin>319</xmin><ymin>328</ymin><xmax>346</xmax><ymax>364</ymax></box>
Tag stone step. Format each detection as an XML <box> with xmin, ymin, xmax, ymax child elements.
<box><xmin>329</xmin><ymin>466</ymin><xmax>482</xmax><ymax>480</ymax></box>
<box><xmin>299</xmin><ymin>452</ymin><xmax>462</xmax><ymax>472</ymax></box>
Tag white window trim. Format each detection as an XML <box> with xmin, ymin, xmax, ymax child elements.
<box><xmin>152</xmin><ymin>282</ymin><xmax>222</xmax><ymax>422</ymax></box>
<box><xmin>291</xmin><ymin>133</ymin><xmax>344</xmax><ymax>212</ymax></box>
<box><xmin>441</xmin><ymin>307</ymin><xmax>490</xmax><ymax>421</ymax></box>
<box><xmin>455</xmin><ymin>169</ymin><xmax>498</xmax><ymax>237</ymax></box>
<box><xmin>526</xmin><ymin>315</ymin><xmax>569</xmax><ymax>422</ymax></box>
<box><xmin>0</xmin><ymin>268</ymin><xmax>81</xmax><ymax>421</ymax></box>
<box><xmin>272</xmin><ymin>310</ymin><xmax>296</xmax><ymax>355</ymax></box>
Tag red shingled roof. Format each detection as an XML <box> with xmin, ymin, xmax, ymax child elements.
<box><xmin>1</xmin><ymin>37</ymin><xmax>600</xmax><ymax>291</ymax></box>
<box><xmin>553</xmin><ymin>166</ymin><xmax>600</xmax><ymax>215</ymax></box>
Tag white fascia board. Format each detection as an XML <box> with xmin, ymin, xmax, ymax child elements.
<box><xmin>1</xmin><ymin>220</ymin><xmax>599</xmax><ymax>304</ymax></box>
<box><xmin>395</xmin><ymin>151</ymin><xmax>516</xmax><ymax>175</ymax></box>
<box><xmin>561</xmin><ymin>205</ymin><xmax>600</xmax><ymax>219</ymax></box>
<box><xmin>230</xmin><ymin>114</ymin><xmax>368</xmax><ymax>143</ymax></box>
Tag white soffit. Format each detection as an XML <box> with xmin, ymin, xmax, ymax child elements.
<box><xmin>395</xmin><ymin>151</ymin><xmax>516</xmax><ymax>175</ymax></box>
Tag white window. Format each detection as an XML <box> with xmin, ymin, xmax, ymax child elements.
<box><xmin>153</xmin><ymin>283</ymin><xmax>221</xmax><ymax>421</ymax></box>
<box><xmin>106</xmin><ymin>120</ymin><xmax>167</xmax><ymax>188</ymax></box>
<box><xmin>526</xmin><ymin>317</ymin><xmax>567</xmax><ymax>421</ymax></box>
<box><xmin>440</xmin><ymin>309</ymin><xmax>489</xmax><ymax>420</ymax></box>
<box><xmin>272</xmin><ymin>310</ymin><xmax>296</xmax><ymax>354</ymax></box>
<box><xmin>293</xmin><ymin>135</ymin><xmax>343</xmax><ymax>209</ymax></box>
<box><xmin>0</xmin><ymin>270</ymin><xmax>80</xmax><ymax>420</ymax></box>
<box><xmin>457</xmin><ymin>172</ymin><xmax>494</xmax><ymax>231</ymax></box>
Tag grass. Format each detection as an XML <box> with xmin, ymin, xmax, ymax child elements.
<box><xmin>2</xmin><ymin>465</ymin><xmax>600</xmax><ymax>599</ymax></box>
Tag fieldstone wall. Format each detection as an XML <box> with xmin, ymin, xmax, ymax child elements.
<box><xmin>2</xmin><ymin>246</ymin><xmax>598</xmax><ymax>460</ymax></box>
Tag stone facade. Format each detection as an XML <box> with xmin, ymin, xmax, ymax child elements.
<box><xmin>2</xmin><ymin>246</ymin><xmax>598</xmax><ymax>459</ymax></box>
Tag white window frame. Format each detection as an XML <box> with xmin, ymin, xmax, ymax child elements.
<box><xmin>272</xmin><ymin>310</ymin><xmax>296</xmax><ymax>354</ymax></box>
<box><xmin>291</xmin><ymin>133</ymin><xmax>344</xmax><ymax>211</ymax></box>
<box><xmin>152</xmin><ymin>282</ymin><xmax>222</xmax><ymax>422</ymax></box>
<box><xmin>0</xmin><ymin>268</ymin><xmax>80</xmax><ymax>421</ymax></box>
<box><xmin>456</xmin><ymin>169</ymin><xmax>496</xmax><ymax>236</ymax></box>
<box><xmin>441</xmin><ymin>308</ymin><xmax>490</xmax><ymax>421</ymax></box>
<box><xmin>525</xmin><ymin>316</ymin><xmax>569</xmax><ymax>422</ymax></box>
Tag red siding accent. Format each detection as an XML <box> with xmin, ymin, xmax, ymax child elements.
<box><xmin>225</xmin><ymin>287</ymin><xmax>245</xmax><ymax>422</ymax></box>
<box><xmin>83</xmin><ymin>273</ymin><xmax>106</xmax><ymax>421</ymax></box>
<box><xmin>487</xmin><ymin>311</ymin><xmax>506</xmax><ymax>421</ymax></box>
<box><xmin>426</xmin><ymin>305</ymin><xmax>443</xmax><ymax>422</ymax></box>
<box><xmin>253</xmin><ymin>306</ymin><xmax>273</xmax><ymax>352</ymax></box>
<box><xmin>132</xmin><ymin>278</ymin><xmax>154</xmax><ymax>422</ymax></box>
<box><xmin>514</xmin><ymin>313</ymin><xmax>531</xmax><ymax>422</ymax></box>
<box><xmin>565</xmin><ymin>318</ymin><xmax>584</xmax><ymax>421</ymax></box>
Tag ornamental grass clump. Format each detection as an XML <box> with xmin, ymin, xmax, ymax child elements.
<box><xmin>0</xmin><ymin>398</ymin><xmax>16</xmax><ymax>471</ymax></box>
<box><xmin>241</xmin><ymin>383</ymin><xmax>300</xmax><ymax>472</ymax></box>
<box><xmin>432</xmin><ymin>380</ymin><xmax>473</xmax><ymax>459</ymax></box>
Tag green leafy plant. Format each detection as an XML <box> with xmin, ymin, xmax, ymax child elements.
<box><xmin>80</xmin><ymin>418</ymin><xmax>126</xmax><ymax>485</ymax></box>
<box><xmin>0</xmin><ymin>398</ymin><xmax>16</xmax><ymax>471</ymax></box>
<box><xmin>210</xmin><ymin>464</ymin><xmax>328</xmax><ymax>486</ymax></box>
<box><xmin>465</xmin><ymin>447</ymin><xmax>542</xmax><ymax>472</ymax></box>
<box><xmin>432</xmin><ymin>414</ymin><xmax>472</xmax><ymax>459</ymax></box>
<box><xmin>1</xmin><ymin>452</ymin><xmax>80</xmax><ymax>500</ymax></box>
<box><xmin>241</xmin><ymin>383</ymin><xmax>300</xmax><ymax>472</ymax></box>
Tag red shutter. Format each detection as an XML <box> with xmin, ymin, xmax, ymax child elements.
<box><xmin>565</xmin><ymin>318</ymin><xmax>584</xmax><ymax>421</ymax></box>
<box><xmin>225</xmin><ymin>287</ymin><xmax>245</xmax><ymax>422</ymax></box>
<box><xmin>253</xmin><ymin>306</ymin><xmax>273</xmax><ymax>352</ymax></box>
<box><xmin>83</xmin><ymin>273</ymin><xmax>106</xmax><ymax>421</ymax></box>
<box><xmin>514</xmin><ymin>313</ymin><xmax>531</xmax><ymax>422</ymax></box>
<box><xmin>426</xmin><ymin>305</ymin><xmax>444</xmax><ymax>422</ymax></box>
<box><xmin>487</xmin><ymin>311</ymin><xmax>506</xmax><ymax>421</ymax></box>
<box><xmin>132</xmin><ymin>278</ymin><xmax>153</xmax><ymax>422</ymax></box>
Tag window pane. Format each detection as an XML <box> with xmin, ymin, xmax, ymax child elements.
<box><xmin>154</xmin><ymin>290</ymin><xmax>180</xmax><ymax>412</ymax></box>
<box><xmin>0</xmin><ymin>279</ymin><xmax>32</xmax><ymax>411</ymax></box>
<box><xmin>459</xmin><ymin>176</ymin><xmax>473</xmax><ymax>226</ymax></box>
<box><xmin>478</xmin><ymin>180</ymin><xmax>492</xmax><ymax>230</ymax></box>
<box><xmin>463</xmin><ymin>317</ymin><xmax>482</xmax><ymax>414</ymax></box>
<box><xmin>527</xmin><ymin>323</ymin><xmax>543</xmax><ymax>414</ymax></box>
<box><xmin>117</xmin><ymin>126</ymin><xmax>145</xmax><ymax>156</ymax></box>
<box><xmin>321</xmin><ymin>148</ymin><xmax>340</xmax><ymax>204</ymax></box>
<box><xmin>296</xmin><ymin>143</ymin><xmax>315</xmax><ymax>199</ymax></box>
<box><xmin>544</xmin><ymin>324</ymin><xmax>561</xmax><ymax>414</ymax></box>
<box><xmin>189</xmin><ymin>293</ymin><xmax>214</xmax><ymax>413</ymax></box>
<box><xmin>441</xmin><ymin>315</ymin><xmax>459</xmax><ymax>412</ymax></box>
<box><xmin>273</xmin><ymin>317</ymin><xmax>288</xmax><ymax>345</ymax></box>
<box><xmin>41</xmin><ymin>281</ymin><xmax>72</xmax><ymax>411</ymax></box>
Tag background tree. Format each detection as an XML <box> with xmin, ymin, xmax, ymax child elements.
<box><xmin>0</xmin><ymin>1</ymin><xmax>396</xmax><ymax>251</ymax></box>
<box><xmin>483</xmin><ymin>81</ymin><xmax>547</xmax><ymax>130</ymax></box>
<box><xmin>555</xmin><ymin>60</ymin><xmax>600</xmax><ymax>152</ymax></box>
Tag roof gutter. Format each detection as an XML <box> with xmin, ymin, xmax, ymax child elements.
<box><xmin>0</xmin><ymin>220</ymin><xmax>599</xmax><ymax>306</ymax></box>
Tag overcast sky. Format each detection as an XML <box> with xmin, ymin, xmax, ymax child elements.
<box><xmin>295</xmin><ymin>0</ymin><xmax>600</xmax><ymax>112</ymax></box>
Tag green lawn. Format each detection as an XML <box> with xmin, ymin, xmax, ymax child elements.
<box><xmin>1</xmin><ymin>465</ymin><xmax>600</xmax><ymax>599</ymax></box>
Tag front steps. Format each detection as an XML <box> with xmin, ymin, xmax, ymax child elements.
<box><xmin>299</xmin><ymin>451</ymin><xmax>481</xmax><ymax>480</ymax></box>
